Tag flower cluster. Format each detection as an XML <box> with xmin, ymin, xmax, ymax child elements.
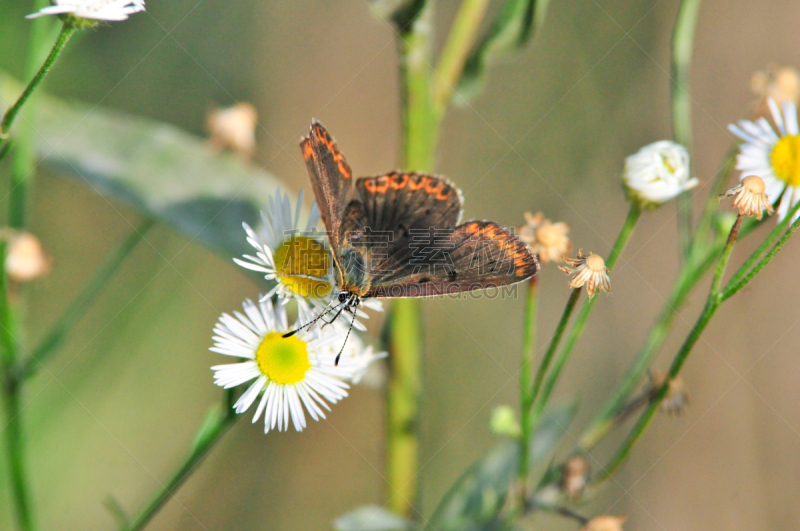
<box><xmin>212</xmin><ymin>188</ymin><xmax>385</xmax><ymax>433</ymax></box>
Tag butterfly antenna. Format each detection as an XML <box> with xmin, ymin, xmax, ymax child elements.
<box><xmin>335</xmin><ymin>302</ymin><xmax>359</xmax><ymax>366</ymax></box>
<box><xmin>282</xmin><ymin>298</ymin><xmax>339</xmax><ymax>338</ymax></box>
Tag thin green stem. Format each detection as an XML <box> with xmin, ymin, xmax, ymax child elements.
<box><xmin>722</xmin><ymin>212</ymin><xmax>800</xmax><ymax>302</ymax></box>
<box><xmin>671</xmin><ymin>0</ymin><xmax>702</xmax><ymax>259</ymax></box>
<box><xmin>532</xmin><ymin>206</ymin><xmax>640</xmax><ymax>420</ymax></box>
<box><xmin>124</xmin><ymin>390</ymin><xmax>238</xmax><ymax>531</ymax></box>
<box><xmin>528</xmin><ymin>287</ymin><xmax>580</xmax><ymax>406</ymax></box>
<box><xmin>388</xmin><ymin>4</ymin><xmax>435</xmax><ymax>517</ymax></box>
<box><xmin>9</xmin><ymin>8</ymin><xmax>55</xmax><ymax>229</ymax></box>
<box><xmin>578</xmin><ymin>266</ymin><xmax>694</xmax><ymax>448</ymax></box>
<box><xmin>16</xmin><ymin>219</ymin><xmax>154</xmax><ymax>381</ymax></box>
<box><xmin>691</xmin><ymin>145</ymin><xmax>737</xmax><ymax>253</ymax></box>
<box><xmin>595</xmin><ymin>296</ymin><xmax>716</xmax><ymax>484</ymax></box>
<box><xmin>726</xmin><ymin>198</ymin><xmax>800</xmax><ymax>290</ymax></box>
<box><xmin>433</xmin><ymin>0</ymin><xmax>492</xmax><ymax>112</ymax></box>
<box><xmin>596</xmin><ymin>210</ymin><xmax>741</xmax><ymax>484</ymax></box>
<box><xmin>517</xmin><ymin>276</ymin><xmax>538</xmax><ymax>499</ymax></box>
<box><xmin>0</xmin><ymin>23</ymin><xmax>75</xmax><ymax>149</ymax></box>
<box><xmin>0</xmin><ymin>242</ymin><xmax>34</xmax><ymax>531</ymax></box>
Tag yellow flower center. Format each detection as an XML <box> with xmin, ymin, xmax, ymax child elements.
<box><xmin>256</xmin><ymin>332</ymin><xmax>310</xmax><ymax>384</ymax></box>
<box><xmin>273</xmin><ymin>236</ymin><xmax>332</xmax><ymax>300</ymax></box>
<box><xmin>771</xmin><ymin>135</ymin><xmax>800</xmax><ymax>187</ymax></box>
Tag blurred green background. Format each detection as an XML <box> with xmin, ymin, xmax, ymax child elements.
<box><xmin>2</xmin><ymin>0</ymin><xmax>800</xmax><ymax>529</ymax></box>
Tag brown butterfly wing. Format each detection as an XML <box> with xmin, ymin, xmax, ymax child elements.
<box><xmin>364</xmin><ymin>221</ymin><xmax>538</xmax><ymax>298</ymax></box>
<box><xmin>343</xmin><ymin>172</ymin><xmax>537</xmax><ymax>296</ymax></box>
<box><xmin>300</xmin><ymin>121</ymin><xmax>354</xmax><ymax>255</ymax></box>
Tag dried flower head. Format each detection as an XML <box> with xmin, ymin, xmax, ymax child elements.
<box><xmin>649</xmin><ymin>371</ymin><xmax>689</xmax><ymax>415</ymax></box>
<box><xmin>560</xmin><ymin>455</ymin><xmax>590</xmax><ymax>499</ymax></box>
<box><xmin>622</xmin><ymin>141</ymin><xmax>698</xmax><ymax>209</ymax></box>
<box><xmin>27</xmin><ymin>0</ymin><xmax>145</xmax><ymax>21</ymax></box>
<box><xmin>751</xmin><ymin>64</ymin><xmax>800</xmax><ymax>117</ymax></box>
<box><xmin>3</xmin><ymin>231</ymin><xmax>51</xmax><ymax>283</ymax></box>
<box><xmin>207</xmin><ymin>103</ymin><xmax>258</xmax><ymax>159</ymax></box>
<box><xmin>581</xmin><ymin>515</ymin><xmax>626</xmax><ymax>531</ymax></box>
<box><xmin>518</xmin><ymin>212</ymin><xmax>572</xmax><ymax>265</ymax></box>
<box><xmin>559</xmin><ymin>250</ymin><xmax>610</xmax><ymax>298</ymax></box>
<box><xmin>720</xmin><ymin>175</ymin><xmax>774</xmax><ymax>220</ymax></box>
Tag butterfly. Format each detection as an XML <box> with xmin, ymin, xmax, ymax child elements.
<box><xmin>286</xmin><ymin>121</ymin><xmax>539</xmax><ymax>357</ymax></box>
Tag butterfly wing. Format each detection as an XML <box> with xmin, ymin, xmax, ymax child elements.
<box><xmin>364</xmin><ymin>221</ymin><xmax>539</xmax><ymax>297</ymax></box>
<box><xmin>343</xmin><ymin>172</ymin><xmax>537</xmax><ymax>297</ymax></box>
<box><xmin>300</xmin><ymin>121</ymin><xmax>355</xmax><ymax>256</ymax></box>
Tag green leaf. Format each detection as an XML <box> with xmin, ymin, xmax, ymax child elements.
<box><xmin>0</xmin><ymin>71</ymin><xmax>286</xmax><ymax>261</ymax></box>
<box><xmin>455</xmin><ymin>0</ymin><xmax>550</xmax><ymax>103</ymax></box>
<box><xmin>426</xmin><ymin>403</ymin><xmax>577</xmax><ymax>531</ymax></box>
<box><xmin>333</xmin><ymin>505</ymin><xmax>414</xmax><ymax>531</ymax></box>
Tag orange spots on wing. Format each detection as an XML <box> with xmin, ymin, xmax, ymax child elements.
<box><xmin>364</xmin><ymin>179</ymin><xmax>390</xmax><ymax>194</ymax></box>
<box><xmin>301</xmin><ymin>139</ymin><xmax>314</xmax><ymax>161</ymax></box>
<box><xmin>408</xmin><ymin>176</ymin><xmax>429</xmax><ymax>190</ymax></box>
<box><xmin>390</xmin><ymin>173</ymin><xmax>409</xmax><ymax>189</ymax></box>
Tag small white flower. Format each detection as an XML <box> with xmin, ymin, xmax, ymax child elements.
<box><xmin>27</xmin><ymin>0</ymin><xmax>145</xmax><ymax>21</ymax></box>
<box><xmin>210</xmin><ymin>298</ymin><xmax>381</xmax><ymax>433</ymax></box>
<box><xmin>729</xmin><ymin>98</ymin><xmax>800</xmax><ymax>221</ymax></box>
<box><xmin>235</xmin><ymin>188</ymin><xmax>333</xmax><ymax>304</ymax></box>
<box><xmin>622</xmin><ymin>141</ymin><xmax>698</xmax><ymax>209</ymax></box>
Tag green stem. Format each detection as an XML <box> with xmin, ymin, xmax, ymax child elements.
<box><xmin>596</xmin><ymin>209</ymin><xmax>740</xmax><ymax>484</ymax></box>
<box><xmin>387</xmin><ymin>5</ymin><xmax>435</xmax><ymax>517</ymax></box>
<box><xmin>578</xmin><ymin>208</ymin><xmax>773</xmax><ymax>449</ymax></box>
<box><xmin>10</xmin><ymin>8</ymin><xmax>54</xmax><ymax>229</ymax></box>
<box><xmin>517</xmin><ymin>276</ymin><xmax>538</xmax><ymax>499</ymax></box>
<box><xmin>532</xmin><ymin>206</ymin><xmax>640</xmax><ymax>420</ymax></box>
<box><xmin>691</xmin><ymin>145</ymin><xmax>737</xmax><ymax>254</ymax></box>
<box><xmin>726</xmin><ymin>198</ymin><xmax>800</xmax><ymax>290</ymax></box>
<box><xmin>528</xmin><ymin>287</ymin><xmax>580</xmax><ymax>406</ymax></box>
<box><xmin>16</xmin><ymin>219</ymin><xmax>154</xmax><ymax>381</ymax></box>
<box><xmin>433</xmin><ymin>0</ymin><xmax>492</xmax><ymax>112</ymax></box>
<box><xmin>671</xmin><ymin>0</ymin><xmax>702</xmax><ymax>259</ymax></box>
<box><xmin>722</xmin><ymin>212</ymin><xmax>800</xmax><ymax>302</ymax></box>
<box><xmin>0</xmin><ymin>242</ymin><xmax>34</xmax><ymax>531</ymax></box>
<box><xmin>0</xmin><ymin>23</ymin><xmax>75</xmax><ymax>147</ymax></box>
<box><xmin>124</xmin><ymin>390</ymin><xmax>238</xmax><ymax>531</ymax></box>
<box><xmin>578</xmin><ymin>266</ymin><xmax>694</xmax><ymax>448</ymax></box>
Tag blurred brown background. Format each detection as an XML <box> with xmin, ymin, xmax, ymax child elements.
<box><xmin>1</xmin><ymin>0</ymin><xmax>800</xmax><ymax>529</ymax></box>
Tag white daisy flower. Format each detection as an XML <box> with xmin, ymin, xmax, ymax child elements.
<box><xmin>210</xmin><ymin>298</ymin><xmax>380</xmax><ymax>433</ymax></box>
<box><xmin>728</xmin><ymin>98</ymin><xmax>800</xmax><ymax>221</ymax></box>
<box><xmin>27</xmin><ymin>0</ymin><xmax>145</xmax><ymax>21</ymax></box>
<box><xmin>235</xmin><ymin>189</ymin><xmax>334</xmax><ymax>304</ymax></box>
<box><xmin>622</xmin><ymin>141</ymin><xmax>698</xmax><ymax>209</ymax></box>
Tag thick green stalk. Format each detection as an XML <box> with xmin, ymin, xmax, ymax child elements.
<box><xmin>388</xmin><ymin>3</ymin><xmax>435</xmax><ymax>518</ymax></box>
<box><xmin>0</xmin><ymin>242</ymin><xmax>34</xmax><ymax>531</ymax></box>
<box><xmin>124</xmin><ymin>391</ymin><xmax>238</xmax><ymax>531</ymax></box>
<box><xmin>671</xmin><ymin>0</ymin><xmax>702</xmax><ymax>259</ymax></box>
<box><xmin>596</xmin><ymin>211</ymin><xmax>741</xmax><ymax>484</ymax></box>
<box><xmin>532</xmin><ymin>207</ymin><xmax>640</xmax><ymax>420</ymax></box>
<box><xmin>433</xmin><ymin>0</ymin><xmax>492</xmax><ymax>112</ymax></box>
<box><xmin>17</xmin><ymin>219</ymin><xmax>154</xmax><ymax>380</ymax></box>
<box><xmin>517</xmin><ymin>276</ymin><xmax>538</xmax><ymax>497</ymax></box>
<box><xmin>0</xmin><ymin>23</ymin><xmax>75</xmax><ymax>150</ymax></box>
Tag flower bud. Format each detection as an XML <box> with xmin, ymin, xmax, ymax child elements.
<box><xmin>622</xmin><ymin>141</ymin><xmax>697</xmax><ymax>209</ymax></box>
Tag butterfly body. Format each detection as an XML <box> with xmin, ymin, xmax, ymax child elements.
<box><xmin>301</xmin><ymin>120</ymin><xmax>539</xmax><ymax>311</ymax></box>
